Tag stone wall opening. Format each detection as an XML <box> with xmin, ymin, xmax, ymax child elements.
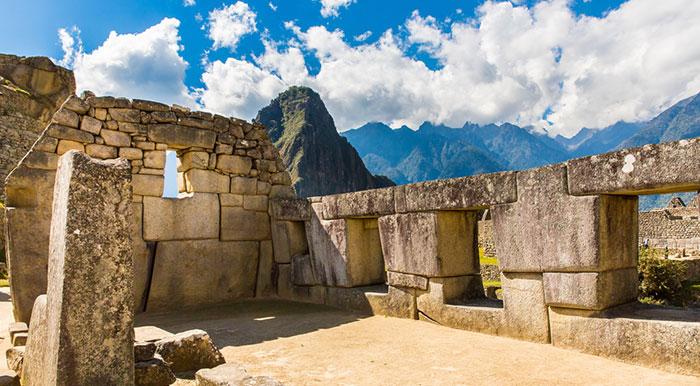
<box><xmin>161</xmin><ymin>150</ymin><xmax>178</xmax><ymax>198</ymax></box>
<box><xmin>476</xmin><ymin>208</ymin><xmax>503</xmax><ymax>303</ymax></box>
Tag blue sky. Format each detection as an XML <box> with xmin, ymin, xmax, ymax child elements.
<box><xmin>2</xmin><ymin>0</ymin><xmax>700</xmax><ymax>137</ymax></box>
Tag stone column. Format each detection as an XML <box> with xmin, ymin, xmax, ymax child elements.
<box><xmin>37</xmin><ymin>150</ymin><xmax>135</xmax><ymax>385</ymax></box>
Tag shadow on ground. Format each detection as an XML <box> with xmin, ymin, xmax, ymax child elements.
<box><xmin>135</xmin><ymin>299</ymin><xmax>366</xmax><ymax>347</ymax></box>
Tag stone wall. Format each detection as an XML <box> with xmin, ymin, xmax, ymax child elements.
<box><xmin>0</xmin><ymin>54</ymin><xmax>75</xmax><ymax>255</ymax></box>
<box><xmin>477</xmin><ymin>219</ymin><xmax>496</xmax><ymax>258</ymax></box>
<box><xmin>639</xmin><ymin>207</ymin><xmax>700</xmax><ymax>250</ymax></box>
<box><xmin>4</xmin><ymin>91</ymin><xmax>294</xmax><ymax>322</ymax></box>
<box><xmin>268</xmin><ymin>136</ymin><xmax>700</xmax><ymax>377</ymax></box>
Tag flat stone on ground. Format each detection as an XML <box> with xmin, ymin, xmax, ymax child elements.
<box><xmin>135</xmin><ymin>358</ymin><xmax>176</xmax><ymax>386</ymax></box>
<box><xmin>155</xmin><ymin>329</ymin><xmax>225</xmax><ymax>373</ymax></box>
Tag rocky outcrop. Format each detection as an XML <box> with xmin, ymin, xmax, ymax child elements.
<box><xmin>255</xmin><ymin>86</ymin><xmax>394</xmax><ymax>197</ymax></box>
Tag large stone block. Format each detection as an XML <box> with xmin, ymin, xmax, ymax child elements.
<box><xmin>184</xmin><ymin>169</ymin><xmax>230</xmax><ymax>193</ymax></box>
<box><xmin>306</xmin><ymin>206</ymin><xmax>385</xmax><ymax>287</ymax></box>
<box><xmin>501</xmin><ymin>273</ymin><xmax>550</xmax><ymax>343</ymax></box>
<box><xmin>387</xmin><ymin>271</ymin><xmax>428</xmax><ymax>290</ymax></box>
<box><xmin>133</xmin><ymin>174</ymin><xmax>164</xmax><ymax>197</ymax></box>
<box><xmin>177</xmin><ymin>151</ymin><xmax>209</xmax><ymax>171</ymax></box>
<box><xmin>41</xmin><ymin>150</ymin><xmax>134</xmax><ymax>385</ymax></box>
<box><xmin>134</xmin><ymin>358</ymin><xmax>176</xmax><ymax>386</ymax></box>
<box><xmin>269</xmin><ymin>198</ymin><xmax>311</xmax><ymax>221</ymax></box>
<box><xmin>568</xmin><ymin>137</ymin><xmax>700</xmax><ymax>195</ymax></box>
<box><xmin>492</xmin><ymin>164</ymin><xmax>638</xmax><ymax>273</ymax></box>
<box><xmin>143</xmin><ymin>194</ymin><xmax>219</xmax><ymax>241</ymax></box>
<box><xmin>220</xmin><ymin>207</ymin><xmax>270</xmax><ymax>241</ymax></box>
<box><xmin>155</xmin><ymin>330</ymin><xmax>225</xmax><ymax>373</ymax></box>
<box><xmin>132</xmin><ymin>203</ymin><xmax>156</xmax><ymax>312</ymax></box>
<box><xmin>147</xmin><ymin>240</ymin><xmax>258</xmax><ymax>311</ymax></box>
<box><xmin>378</xmin><ymin>211</ymin><xmax>479</xmax><ymax>277</ymax></box>
<box><xmin>549</xmin><ymin>304</ymin><xmax>700</xmax><ymax>376</ymax></box>
<box><xmin>255</xmin><ymin>240</ymin><xmax>276</xmax><ymax>297</ymax></box>
<box><xmin>404</xmin><ymin>171</ymin><xmax>517</xmax><ymax>211</ymax></box>
<box><xmin>4</xmin><ymin>168</ymin><xmax>56</xmax><ymax>323</ymax></box>
<box><xmin>325</xmin><ymin>285</ymin><xmax>417</xmax><ymax>319</ymax></box>
<box><xmin>147</xmin><ymin>124</ymin><xmax>216</xmax><ymax>149</ymax></box>
<box><xmin>217</xmin><ymin>155</ymin><xmax>252</xmax><ymax>175</ymax></box>
<box><xmin>271</xmin><ymin>220</ymin><xmax>308</xmax><ymax>263</ymax></box>
<box><xmin>321</xmin><ymin>188</ymin><xmax>395</xmax><ymax>219</ymax></box>
<box><xmin>291</xmin><ymin>254</ymin><xmax>315</xmax><ymax>286</ymax></box>
<box><xmin>21</xmin><ymin>295</ymin><xmax>48</xmax><ymax>385</ymax></box>
<box><xmin>543</xmin><ymin>269</ymin><xmax>638</xmax><ymax>310</ymax></box>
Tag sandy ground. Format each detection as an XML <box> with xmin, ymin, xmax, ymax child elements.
<box><xmin>136</xmin><ymin>299</ymin><xmax>700</xmax><ymax>386</ymax></box>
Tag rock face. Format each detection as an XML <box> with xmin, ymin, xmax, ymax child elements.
<box><xmin>255</xmin><ymin>86</ymin><xmax>394</xmax><ymax>197</ymax></box>
<box><xmin>134</xmin><ymin>358</ymin><xmax>176</xmax><ymax>386</ymax></box>
<box><xmin>31</xmin><ymin>151</ymin><xmax>135</xmax><ymax>385</ymax></box>
<box><xmin>154</xmin><ymin>329</ymin><xmax>225</xmax><ymax>373</ymax></box>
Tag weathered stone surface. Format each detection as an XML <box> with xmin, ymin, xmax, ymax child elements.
<box><xmin>239</xmin><ymin>376</ymin><xmax>284</xmax><ymax>386</ymax></box>
<box><xmin>133</xmin><ymin>99</ymin><xmax>170</xmax><ymax>112</ymax></box>
<box><xmin>86</xmin><ymin>143</ymin><xmax>118</xmax><ymax>159</ymax></box>
<box><xmin>143</xmin><ymin>194</ymin><xmax>219</xmax><ymax>241</ymax></box>
<box><xmin>195</xmin><ymin>363</ymin><xmax>249</xmax><ymax>386</ymax></box>
<box><xmin>86</xmin><ymin>95</ymin><xmax>115</xmax><ymax>108</ymax></box>
<box><xmin>155</xmin><ymin>329</ymin><xmax>225</xmax><ymax>373</ymax></box>
<box><xmin>4</xmin><ymin>168</ymin><xmax>56</xmax><ymax>323</ymax></box>
<box><xmin>492</xmin><ymin>164</ymin><xmax>638</xmax><ymax>273</ymax></box>
<box><xmin>47</xmin><ymin>123</ymin><xmax>94</xmax><ymax>143</ymax></box>
<box><xmin>21</xmin><ymin>150</ymin><xmax>58</xmax><ymax>170</ymax></box>
<box><xmin>269</xmin><ymin>198</ymin><xmax>311</xmax><ymax>221</ymax></box>
<box><xmin>101</xmin><ymin>128</ymin><xmax>132</xmax><ymax>147</ymax></box>
<box><xmin>135</xmin><ymin>326</ymin><xmax>174</xmax><ymax>343</ymax></box>
<box><xmin>56</xmin><ymin>139</ymin><xmax>84</xmax><ymax>154</ymax></box>
<box><xmin>147</xmin><ymin>124</ymin><xmax>216</xmax><ymax>149</ymax></box>
<box><xmin>5</xmin><ymin>346</ymin><xmax>24</xmax><ymax>376</ymax></box>
<box><xmin>291</xmin><ymin>254</ymin><xmax>315</xmax><ymax>286</ymax></box>
<box><xmin>269</xmin><ymin>185</ymin><xmax>296</xmax><ymax>198</ymax></box>
<box><xmin>221</xmin><ymin>207</ymin><xmax>270</xmax><ymax>241</ymax></box>
<box><xmin>549</xmin><ymin>304</ymin><xmax>700</xmax><ymax>376</ymax></box>
<box><xmin>11</xmin><ymin>333</ymin><xmax>27</xmax><ymax>346</ymax></box>
<box><xmin>218</xmin><ymin>155</ymin><xmax>252</xmax><ymax>175</ymax></box>
<box><xmin>271</xmin><ymin>220</ymin><xmax>308</xmax><ymax>264</ymax></box>
<box><xmin>501</xmin><ymin>273</ymin><xmax>550</xmax><ymax>343</ymax></box>
<box><xmin>178</xmin><ymin>151</ymin><xmax>209</xmax><ymax>171</ymax></box>
<box><xmin>151</xmin><ymin>111</ymin><xmax>177</xmax><ymax>123</ymax></box>
<box><xmin>147</xmin><ymin>240</ymin><xmax>258</xmax><ymax>311</ymax></box>
<box><xmin>144</xmin><ymin>150</ymin><xmax>166</xmax><ymax>169</ymax></box>
<box><xmin>387</xmin><ymin>271</ymin><xmax>428</xmax><ymax>290</ymax></box>
<box><xmin>220</xmin><ymin>193</ymin><xmax>243</xmax><ymax>207</ymax></box>
<box><xmin>378</xmin><ymin>211</ymin><xmax>479</xmax><ymax>277</ymax></box>
<box><xmin>543</xmin><ymin>269</ymin><xmax>638</xmax><ymax>310</ymax></box>
<box><xmin>52</xmin><ymin>108</ymin><xmax>79</xmax><ymax>128</ymax></box>
<box><xmin>306</xmin><ymin>206</ymin><xmax>384</xmax><ymax>287</ymax></box>
<box><xmin>62</xmin><ymin>95</ymin><xmax>89</xmax><ymax>114</ymax></box>
<box><xmin>568</xmin><ymin>137</ymin><xmax>700</xmax><ymax>195</ymax></box>
<box><xmin>178</xmin><ymin>116</ymin><xmax>214</xmax><ymax>129</ymax></box>
<box><xmin>133</xmin><ymin>174</ymin><xmax>165</xmax><ymax>197</ymax></box>
<box><xmin>8</xmin><ymin>323</ymin><xmax>28</xmax><ymax>341</ymax></box>
<box><xmin>417</xmin><ymin>277</ymin><xmax>504</xmax><ymax>336</ymax></box>
<box><xmin>20</xmin><ymin>295</ymin><xmax>48</xmax><ymax>384</ymax></box>
<box><xmin>135</xmin><ymin>341</ymin><xmax>157</xmax><ymax>362</ymax></box>
<box><xmin>256</xmin><ymin>240</ymin><xmax>276</xmax><ymax>297</ymax></box>
<box><xmin>184</xmin><ymin>169</ymin><xmax>230</xmax><ymax>193</ymax></box>
<box><xmin>41</xmin><ymin>150</ymin><xmax>134</xmax><ymax>385</ymax></box>
<box><xmin>322</xmin><ymin>188</ymin><xmax>395</xmax><ymax>219</ymax></box>
<box><xmin>120</xmin><ymin>147</ymin><xmax>143</xmax><ymax>160</ymax></box>
<box><xmin>277</xmin><ymin>264</ymin><xmax>293</xmax><ymax>299</ymax></box>
<box><xmin>405</xmin><ymin>171</ymin><xmax>517</xmax><ymax>212</ymax></box>
<box><xmin>325</xmin><ymin>285</ymin><xmax>416</xmax><ymax>319</ymax></box>
<box><xmin>135</xmin><ymin>358</ymin><xmax>176</xmax><ymax>386</ymax></box>
<box><xmin>80</xmin><ymin>115</ymin><xmax>102</xmax><ymax>134</ymax></box>
<box><xmin>269</xmin><ymin>172</ymin><xmax>291</xmax><ymax>185</ymax></box>
<box><xmin>230</xmin><ymin>176</ymin><xmax>257</xmax><ymax>194</ymax></box>
<box><xmin>243</xmin><ymin>195</ymin><xmax>268</xmax><ymax>212</ymax></box>
<box><xmin>109</xmin><ymin>108</ymin><xmax>141</xmax><ymax>123</ymax></box>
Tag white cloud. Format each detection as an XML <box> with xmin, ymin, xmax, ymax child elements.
<box><xmin>57</xmin><ymin>26</ymin><xmax>82</xmax><ymax>68</ymax></box>
<box><xmin>58</xmin><ymin>18</ymin><xmax>197</xmax><ymax>108</ymax></box>
<box><xmin>320</xmin><ymin>0</ymin><xmax>356</xmax><ymax>18</ymax></box>
<box><xmin>269</xmin><ymin>2</ymin><xmax>277</xmax><ymax>11</ymax></box>
<box><xmin>207</xmin><ymin>1</ymin><xmax>257</xmax><ymax>50</ymax></box>
<box><xmin>354</xmin><ymin>31</ymin><xmax>372</xmax><ymax>42</ymax></box>
<box><xmin>184</xmin><ymin>0</ymin><xmax>195</xmax><ymax>7</ymax></box>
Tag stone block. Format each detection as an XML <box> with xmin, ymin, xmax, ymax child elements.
<box><xmin>270</xmin><ymin>171</ymin><xmax>291</xmax><ymax>185</ymax></box>
<box><xmin>135</xmin><ymin>326</ymin><xmax>174</xmax><ymax>343</ymax></box>
<box><xmin>132</xmin><ymin>203</ymin><xmax>156</xmax><ymax>312</ymax></box>
<box><xmin>80</xmin><ymin>115</ymin><xmax>102</xmax><ymax>134</ymax></box>
<box><xmin>549</xmin><ymin>304</ymin><xmax>700</xmax><ymax>376</ymax></box>
<box><xmin>155</xmin><ymin>329</ymin><xmax>225</xmax><ymax>373</ymax></box>
<box><xmin>378</xmin><ymin>211</ymin><xmax>479</xmax><ymax>277</ymax></box>
<box><xmin>230</xmin><ymin>176</ymin><xmax>257</xmax><ymax>194</ymax></box>
<box><xmin>493</xmin><ymin>164</ymin><xmax>638</xmax><ymax>272</ymax></box>
<box><xmin>195</xmin><ymin>363</ymin><xmax>249</xmax><ymax>386</ymax></box>
<box><xmin>85</xmin><ymin>144</ymin><xmax>118</xmax><ymax>159</ymax></box>
<box><xmin>143</xmin><ymin>194</ymin><xmax>219</xmax><ymax>241</ymax></box>
<box><xmin>120</xmin><ymin>147</ymin><xmax>143</xmax><ymax>160</ymax></box>
<box><xmin>271</xmin><ymin>220</ymin><xmax>308</xmax><ymax>264</ymax></box>
<box><xmin>132</xmin><ymin>99</ymin><xmax>170</xmax><ymax>111</ymax></box>
<box><xmin>20</xmin><ymin>295</ymin><xmax>48</xmax><ymax>384</ymax></box>
<box><xmin>178</xmin><ymin>151</ymin><xmax>209</xmax><ymax>171</ymax></box>
<box><xmin>151</xmin><ymin>111</ymin><xmax>177</xmax><ymax>123</ymax></box>
<box><xmin>257</xmin><ymin>181</ymin><xmax>271</xmax><ymax>195</ymax></box>
<box><xmin>218</xmin><ymin>155</ymin><xmax>252</xmax><ymax>175</ymax></box>
<box><xmin>277</xmin><ymin>264</ymin><xmax>292</xmax><ymax>299</ymax></box>
<box><xmin>41</xmin><ymin>150</ymin><xmax>134</xmax><ymax>385</ymax></box>
<box><xmin>306</xmin><ymin>206</ymin><xmax>384</xmax><ymax>287</ymax></box>
<box><xmin>147</xmin><ymin>240</ymin><xmax>258</xmax><ymax>310</ymax></box>
<box><xmin>5</xmin><ymin>346</ymin><xmax>24</xmax><ymax>377</ymax></box>
<box><xmin>568</xmin><ymin>137</ymin><xmax>700</xmax><ymax>195</ymax></box>
<box><xmin>56</xmin><ymin>139</ymin><xmax>84</xmax><ymax>154</ymax></box>
<box><xmin>501</xmin><ymin>273</ymin><xmax>550</xmax><ymax>343</ymax></box>
<box><xmin>387</xmin><ymin>271</ymin><xmax>428</xmax><ymax>290</ymax></box>
<box><xmin>148</xmin><ymin>123</ymin><xmax>216</xmax><ymax>149</ymax></box>
<box><xmin>416</xmin><ymin>277</ymin><xmax>504</xmax><ymax>336</ymax></box>
<box><xmin>405</xmin><ymin>171</ymin><xmax>517</xmax><ymax>211</ymax></box>
<box><xmin>220</xmin><ymin>193</ymin><xmax>243</xmax><ymax>207</ymax></box>
<box><xmin>543</xmin><ymin>269</ymin><xmax>638</xmax><ymax>310</ymax></box>
<box><xmin>325</xmin><ymin>285</ymin><xmax>417</xmax><ymax>319</ymax></box>
<box><xmin>269</xmin><ymin>185</ymin><xmax>296</xmax><ymax>198</ymax></box>
<box><xmin>269</xmin><ymin>198</ymin><xmax>311</xmax><ymax>221</ymax></box>
<box><xmin>322</xmin><ymin>188</ymin><xmax>395</xmax><ymax>219</ymax></box>
<box><xmin>256</xmin><ymin>240</ymin><xmax>277</xmax><ymax>297</ymax></box>
<box><xmin>11</xmin><ymin>333</ymin><xmax>27</xmax><ymax>346</ymax></box>
<box><xmin>62</xmin><ymin>95</ymin><xmax>89</xmax><ymax>114</ymax></box>
<box><xmin>135</xmin><ymin>358</ymin><xmax>176</xmax><ymax>386</ymax></box>
<box><xmin>144</xmin><ymin>150</ymin><xmax>166</xmax><ymax>168</ymax></box>
<box><xmin>22</xmin><ymin>150</ymin><xmax>58</xmax><ymax>170</ymax></box>
<box><xmin>87</xmin><ymin>96</ymin><xmax>116</xmax><ymax>108</ymax></box>
<box><xmin>291</xmin><ymin>254</ymin><xmax>315</xmax><ymax>286</ymax></box>
<box><xmin>243</xmin><ymin>195</ymin><xmax>268</xmax><ymax>212</ymax></box>
<box><xmin>134</xmin><ymin>341</ymin><xmax>157</xmax><ymax>362</ymax></box>
<box><xmin>101</xmin><ymin>128</ymin><xmax>132</xmax><ymax>147</ymax></box>
<box><xmin>184</xmin><ymin>169</ymin><xmax>230</xmax><ymax>193</ymax></box>
<box><xmin>139</xmin><ymin>168</ymin><xmax>164</xmax><ymax>176</ymax></box>
<box><xmin>221</xmin><ymin>207</ymin><xmax>271</xmax><ymax>241</ymax></box>
<box><xmin>109</xmin><ymin>107</ymin><xmax>141</xmax><ymax>123</ymax></box>
<box><xmin>34</xmin><ymin>136</ymin><xmax>58</xmax><ymax>152</ymax></box>
<box><xmin>52</xmin><ymin>108</ymin><xmax>79</xmax><ymax>128</ymax></box>
<box><xmin>8</xmin><ymin>323</ymin><xmax>28</xmax><ymax>341</ymax></box>
<box><xmin>120</xmin><ymin>122</ymin><xmax>147</xmax><ymax>134</ymax></box>
<box><xmin>133</xmin><ymin>174</ymin><xmax>164</xmax><ymax>196</ymax></box>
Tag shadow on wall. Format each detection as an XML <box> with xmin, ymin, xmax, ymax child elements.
<box><xmin>134</xmin><ymin>299</ymin><xmax>365</xmax><ymax>347</ymax></box>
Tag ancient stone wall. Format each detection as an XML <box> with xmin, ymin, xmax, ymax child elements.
<box><xmin>477</xmin><ymin>219</ymin><xmax>496</xmax><ymax>258</ymax></box>
<box><xmin>4</xmin><ymin>91</ymin><xmax>294</xmax><ymax>322</ymax></box>
<box><xmin>268</xmin><ymin>136</ymin><xmax>700</xmax><ymax>377</ymax></box>
<box><xmin>638</xmin><ymin>207</ymin><xmax>700</xmax><ymax>250</ymax></box>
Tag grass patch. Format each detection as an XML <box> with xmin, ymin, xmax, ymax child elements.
<box><xmin>479</xmin><ymin>257</ymin><xmax>498</xmax><ymax>266</ymax></box>
<box><xmin>482</xmin><ymin>280</ymin><xmax>501</xmax><ymax>288</ymax></box>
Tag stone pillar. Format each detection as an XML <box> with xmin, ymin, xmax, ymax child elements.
<box><xmin>35</xmin><ymin>150</ymin><xmax>135</xmax><ymax>385</ymax></box>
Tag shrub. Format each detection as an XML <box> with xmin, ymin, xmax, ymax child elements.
<box><xmin>638</xmin><ymin>253</ymin><xmax>684</xmax><ymax>305</ymax></box>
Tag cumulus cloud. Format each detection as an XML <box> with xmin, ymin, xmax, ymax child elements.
<box><xmin>320</xmin><ymin>0</ymin><xmax>356</xmax><ymax>18</ymax></box>
<box><xmin>184</xmin><ymin>0</ymin><xmax>195</xmax><ymax>7</ymax></box>
<box><xmin>207</xmin><ymin>2</ymin><xmax>257</xmax><ymax>50</ymax></box>
<box><xmin>58</xmin><ymin>18</ymin><xmax>197</xmax><ymax>108</ymax></box>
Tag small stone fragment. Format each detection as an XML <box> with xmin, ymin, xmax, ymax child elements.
<box><xmin>135</xmin><ymin>358</ymin><xmax>176</xmax><ymax>386</ymax></box>
<box><xmin>155</xmin><ymin>329</ymin><xmax>225</xmax><ymax>373</ymax></box>
<box><xmin>195</xmin><ymin>363</ymin><xmax>249</xmax><ymax>386</ymax></box>
<box><xmin>5</xmin><ymin>346</ymin><xmax>24</xmax><ymax>376</ymax></box>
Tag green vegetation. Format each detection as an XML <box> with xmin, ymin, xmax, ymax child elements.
<box><xmin>0</xmin><ymin>279</ymin><xmax>8</xmax><ymax>288</ymax></box>
<box><xmin>482</xmin><ymin>280</ymin><xmax>501</xmax><ymax>287</ymax></box>
<box><xmin>480</xmin><ymin>257</ymin><xmax>498</xmax><ymax>266</ymax></box>
<box><xmin>638</xmin><ymin>248</ymin><xmax>699</xmax><ymax>307</ymax></box>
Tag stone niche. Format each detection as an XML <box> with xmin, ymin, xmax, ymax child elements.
<box><xmin>4</xmin><ymin>92</ymin><xmax>296</xmax><ymax>322</ymax></box>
